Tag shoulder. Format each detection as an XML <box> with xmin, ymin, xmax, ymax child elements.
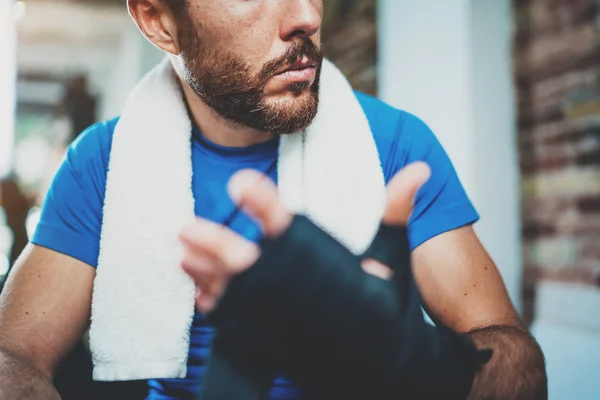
<box><xmin>32</xmin><ymin>118</ymin><xmax>120</xmax><ymax>267</ymax></box>
<box><xmin>354</xmin><ymin>91</ymin><xmax>441</xmax><ymax>182</ymax></box>
<box><xmin>354</xmin><ymin>93</ymin><xmax>479</xmax><ymax>249</ymax></box>
<box><xmin>60</xmin><ymin>117</ymin><xmax>119</xmax><ymax>185</ymax></box>
<box><xmin>67</xmin><ymin>117</ymin><xmax>118</xmax><ymax>168</ymax></box>
<box><xmin>354</xmin><ymin>91</ymin><xmax>405</xmax><ymax>135</ymax></box>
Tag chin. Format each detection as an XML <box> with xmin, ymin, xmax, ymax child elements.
<box><xmin>267</xmin><ymin>85</ymin><xmax>316</xmax><ymax>107</ymax></box>
<box><xmin>252</xmin><ymin>84</ymin><xmax>319</xmax><ymax>134</ymax></box>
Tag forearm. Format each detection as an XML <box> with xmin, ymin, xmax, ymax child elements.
<box><xmin>467</xmin><ymin>325</ymin><xmax>547</xmax><ymax>400</ymax></box>
<box><xmin>0</xmin><ymin>348</ymin><xmax>60</xmax><ymax>400</ymax></box>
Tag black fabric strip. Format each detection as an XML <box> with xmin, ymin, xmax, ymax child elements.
<box><xmin>198</xmin><ymin>215</ymin><xmax>491</xmax><ymax>400</ymax></box>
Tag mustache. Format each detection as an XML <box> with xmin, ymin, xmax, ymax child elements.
<box><xmin>259</xmin><ymin>40</ymin><xmax>323</xmax><ymax>82</ymax></box>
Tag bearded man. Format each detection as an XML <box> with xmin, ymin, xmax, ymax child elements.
<box><xmin>0</xmin><ymin>1</ymin><xmax>546</xmax><ymax>399</ymax></box>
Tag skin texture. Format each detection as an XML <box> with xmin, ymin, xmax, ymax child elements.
<box><xmin>129</xmin><ymin>0</ymin><xmax>324</xmax><ymax>145</ymax></box>
<box><xmin>181</xmin><ymin>166</ymin><xmax>547</xmax><ymax>400</ymax></box>
<box><xmin>0</xmin><ymin>1</ymin><xmax>546</xmax><ymax>399</ymax></box>
<box><xmin>0</xmin><ymin>245</ymin><xmax>94</xmax><ymax>399</ymax></box>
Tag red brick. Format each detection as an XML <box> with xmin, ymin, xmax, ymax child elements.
<box><xmin>522</xmin><ymin>220</ymin><xmax>556</xmax><ymax>239</ymax></box>
<box><xmin>519</xmin><ymin>136</ymin><xmax>600</xmax><ymax>173</ymax></box>
<box><xmin>525</xmin><ymin>236</ymin><xmax>579</xmax><ymax>267</ymax></box>
<box><xmin>556</xmin><ymin>213</ymin><xmax>600</xmax><ymax>235</ymax></box>
<box><xmin>532</xmin><ymin>67</ymin><xmax>600</xmax><ymax>103</ymax></box>
<box><xmin>528</xmin><ymin>23</ymin><xmax>597</xmax><ymax>71</ymax></box>
<box><xmin>525</xmin><ymin>265</ymin><xmax>600</xmax><ymax>287</ymax></box>
<box><xmin>565</xmin><ymin>93</ymin><xmax>600</xmax><ymax>122</ymax></box>
<box><xmin>581</xmin><ymin>236</ymin><xmax>600</xmax><ymax>259</ymax></box>
<box><xmin>517</xmin><ymin>0</ymin><xmax>600</xmax><ymax>315</ymax></box>
<box><xmin>577</xmin><ymin>195</ymin><xmax>600</xmax><ymax>212</ymax></box>
<box><xmin>528</xmin><ymin>0</ymin><xmax>597</xmax><ymax>35</ymax></box>
<box><xmin>576</xmin><ymin>148</ymin><xmax>600</xmax><ymax>166</ymax></box>
<box><xmin>516</xmin><ymin>44</ymin><xmax>600</xmax><ymax>84</ymax></box>
<box><xmin>522</xmin><ymin>198</ymin><xmax>572</xmax><ymax>217</ymax></box>
<box><xmin>520</xmin><ymin>121</ymin><xmax>569</xmax><ymax>143</ymax></box>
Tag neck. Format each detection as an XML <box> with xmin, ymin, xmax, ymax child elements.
<box><xmin>180</xmin><ymin>80</ymin><xmax>274</xmax><ymax>148</ymax></box>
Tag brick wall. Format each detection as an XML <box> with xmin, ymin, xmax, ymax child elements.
<box><xmin>514</xmin><ymin>0</ymin><xmax>600</xmax><ymax>324</ymax></box>
<box><xmin>321</xmin><ymin>0</ymin><xmax>377</xmax><ymax>96</ymax></box>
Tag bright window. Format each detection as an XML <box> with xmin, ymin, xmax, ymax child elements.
<box><xmin>0</xmin><ymin>0</ymin><xmax>17</xmax><ymax>179</ymax></box>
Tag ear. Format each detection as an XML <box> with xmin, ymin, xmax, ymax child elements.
<box><xmin>127</xmin><ymin>0</ymin><xmax>181</xmax><ymax>55</ymax></box>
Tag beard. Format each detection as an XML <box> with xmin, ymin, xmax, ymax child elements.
<box><xmin>177</xmin><ymin>19</ymin><xmax>323</xmax><ymax>135</ymax></box>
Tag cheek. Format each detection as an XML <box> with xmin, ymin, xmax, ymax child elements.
<box><xmin>189</xmin><ymin>2</ymin><xmax>280</xmax><ymax>72</ymax></box>
<box><xmin>235</xmin><ymin>27</ymin><xmax>281</xmax><ymax>72</ymax></box>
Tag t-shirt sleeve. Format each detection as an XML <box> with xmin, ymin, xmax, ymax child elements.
<box><xmin>31</xmin><ymin>121</ymin><xmax>114</xmax><ymax>268</ymax></box>
<box><xmin>397</xmin><ymin>113</ymin><xmax>480</xmax><ymax>250</ymax></box>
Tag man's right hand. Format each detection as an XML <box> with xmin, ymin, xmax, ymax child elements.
<box><xmin>181</xmin><ymin>162</ymin><xmax>432</xmax><ymax>313</ymax></box>
<box><xmin>0</xmin><ymin>245</ymin><xmax>96</xmax><ymax>399</ymax></box>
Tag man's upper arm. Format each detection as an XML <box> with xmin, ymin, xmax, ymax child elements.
<box><xmin>0</xmin><ymin>245</ymin><xmax>95</xmax><ymax>376</ymax></box>
<box><xmin>389</xmin><ymin>112</ymin><xmax>519</xmax><ymax>332</ymax></box>
<box><xmin>412</xmin><ymin>226</ymin><xmax>520</xmax><ymax>332</ymax></box>
<box><xmin>0</xmin><ymin>120</ymin><xmax>114</xmax><ymax>374</ymax></box>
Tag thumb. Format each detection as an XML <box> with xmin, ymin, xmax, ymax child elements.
<box><xmin>383</xmin><ymin>162</ymin><xmax>431</xmax><ymax>225</ymax></box>
<box><xmin>227</xmin><ymin>169</ymin><xmax>293</xmax><ymax>238</ymax></box>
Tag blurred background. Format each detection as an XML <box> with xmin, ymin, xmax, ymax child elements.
<box><xmin>0</xmin><ymin>0</ymin><xmax>598</xmax><ymax>399</ymax></box>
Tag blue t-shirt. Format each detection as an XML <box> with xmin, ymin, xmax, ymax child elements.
<box><xmin>32</xmin><ymin>92</ymin><xmax>478</xmax><ymax>399</ymax></box>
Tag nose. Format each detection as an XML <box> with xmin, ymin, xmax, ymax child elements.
<box><xmin>280</xmin><ymin>0</ymin><xmax>322</xmax><ymax>41</ymax></box>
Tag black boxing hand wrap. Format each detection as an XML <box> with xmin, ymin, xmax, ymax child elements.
<box><xmin>362</xmin><ymin>223</ymin><xmax>411</xmax><ymax>273</ymax></box>
<box><xmin>361</xmin><ymin>221</ymin><xmax>493</xmax><ymax>399</ymax></box>
<box><xmin>199</xmin><ymin>215</ymin><xmax>491</xmax><ymax>400</ymax></box>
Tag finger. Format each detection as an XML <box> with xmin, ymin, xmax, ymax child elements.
<box><xmin>192</xmin><ymin>270</ymin><xmax>229</xmax><ymax>314</ymax></box>
<box><xmin>196</xmin><ymin>275</ymin><xmax>229</xmax><ymax>313</ymax></box>
<box><xmin>179</xmin><ymin>217</ymin><xmax>260</xmax><ymax>271</ymax></box>
<box><xmin>383</xmin><ymin>162</ymin><xmax>431</xmax><ymax>225</ymax></box>
<box><xmin>180</xmin><ymin>253</ymin><xmax>221</xmax><ymax>302</ymax></box>
<box><xmin>228</xmin><ymin>169</ymin><xmax>293</xmax><ymax>238</ymax></box>
<box><xmin>196</xmin><ymin>291</ymin><xmax>218</xmax><ymax>314</ymax></box>
<box><xmin>182</xmin><ymin>257</ymin><xmax>223</xmax><ymax>314</ymax></box>
<box><xmin>180</xmin><ymin>250</ymin><xmax>215</xmax><ymax>282</ymax></box>
<box><xmin>194</xmin><ymin>282</ymin><xmax>217</xmax><ymax>313</ymax></box>
<box><xmin>361</xmin><ymin>259</ymin><xmax>394</xmax><ymax>280</ymax></box>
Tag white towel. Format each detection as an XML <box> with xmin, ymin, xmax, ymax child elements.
<box><xmin>89</xmin><ymin>57</ymin><xmax>386</xmax><ymax>382</ymax></box>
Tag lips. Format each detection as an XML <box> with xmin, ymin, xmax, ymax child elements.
<box><xmin>276</xmin><ymin>58</ymin><xmax>318</xmax><ymax>75</ymax></box>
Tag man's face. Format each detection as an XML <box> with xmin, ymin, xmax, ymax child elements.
<box><xmin>175</xmin><ymin>0</ymin><xmax>324</xmax><ymax>135</ymax></box>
